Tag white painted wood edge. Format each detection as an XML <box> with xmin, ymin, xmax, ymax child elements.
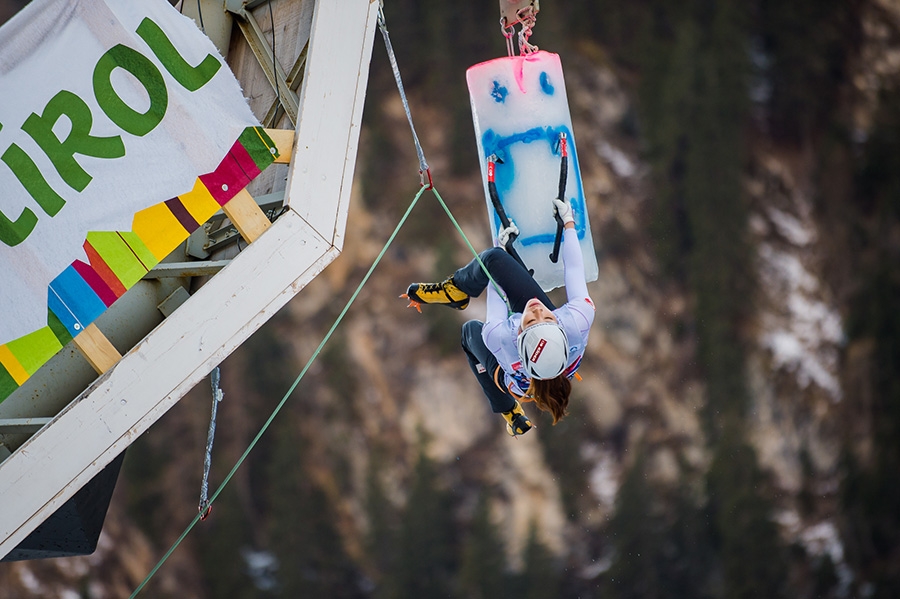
<box><xmin>0</xmin><ymin>0</ymin><xmax>380</xmax><ymax>559</ymax></box>
<box><xmin>0</xmin><ymin>210</ymin><xmax>338</xmax><ymax>557</ymax></box>
<box><xmin>285</xmin><ymin>0</ymin><xmax>379</xmax><ymax>250</ymax></box>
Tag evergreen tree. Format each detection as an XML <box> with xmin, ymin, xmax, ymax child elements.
<box><xmin>458</xmin><ymin>492</ymin><xmax>511</xmax><ymax>599</ymax></box>
<box><xmin>662</xmin><ymin>481</ymin><xmax>716</xmax><ymax>599</ymax></box>
<box><xmin>606</xmin><ymin>452</ymin><xmax>716</xmax><ymax>599</ymax></box>
<box><xmin>266</xmin><ymin>421</ymin><xmax>363</xmax><ymax>599</ymax></box>
<box><xmin>635</xmin><ymin>0</ymin><xmax>755</xmax><ymax>430</ymax></box>
<box><xmin>536</xmin><ymin>402</ymin><xmax>592</xmax><ymax>521</ymax></box>
<box><xmin>838</xmin><ymin>85</ymin><xmax>900</xmax><ymax>597</ymax></box>
<box><xmin>364</xmin><ymin>447</ymin><xmax>398</xmax><ymax>599</ymax></box>
<box><xmin>642</xmin><ymin>14</ymin><xmax>699</xmax><ymax>281</ymax></box>
<box><xmin>683</xmin><ymin>0</ymin><xmax>754</xmax><ymax>427</ymax></box>
<box><xmin>706</xmin><ymin>424</ymin><xmax>788</xmax><ymax>599</ymax></box>
<box><xmin>757</xmin><ymin>0</ymin><xmax>862</xmax><ymax>144</ymax></box>
<box><xmin>605</xmin><ymin>452</ymin><xmax>665</xmax><ymax>599</ymax></box>
<box><xmin>196</xmin><ymin>486</ymin><xmax>264</xmax><ymax>599</ymax></box>
<box><xmin>520</xmin><ymin>523</ymin><xmax>561</xmax><ymax>599</ymax></box>
<box><xmin>388</xmin><ymin>442</ymin><xmax>458</xmax><ymax>599</ymax></box>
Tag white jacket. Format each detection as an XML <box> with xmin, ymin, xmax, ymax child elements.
<box><xmin>482</xmin><ymin>227</ymin><xmax>595</xmax><ymax>395</ymax></box>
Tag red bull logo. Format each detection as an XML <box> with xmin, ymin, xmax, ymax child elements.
<box><xmin>530</xmin><ymin>338</ymin><xmax>547</xmax><ymax>362</ymax></box>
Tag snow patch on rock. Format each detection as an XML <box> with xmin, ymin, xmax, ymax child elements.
<box><xmin>758</xmin><ymin>242</ymin><xmax>843</xmax><ymax>400</ymax></box>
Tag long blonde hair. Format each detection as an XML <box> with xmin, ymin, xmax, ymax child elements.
<box><xmin>525</xmin><ymin>375</ymin><xmax>572</xmax><ymax>424</ymax></box>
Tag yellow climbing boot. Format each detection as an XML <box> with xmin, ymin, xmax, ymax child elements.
<box><xmin>403</xmin><ymin>276</ymin><xmax>469</xmax><ymax>311</ymax></box>
<box><xmin>501</xmin><ymin>400</ymin><xmax>533</xmax><ymax>437</ymax></box>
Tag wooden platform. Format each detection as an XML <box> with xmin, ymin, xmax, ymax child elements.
<box><xmin>0</xmin><ymin>0</ymin><xmax>379</xmax><ymax>559</ymax></box>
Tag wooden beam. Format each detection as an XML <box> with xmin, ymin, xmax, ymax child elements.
<box><xmin>222</xmin><ymin>188</ymin><xmax>271</xmax><ymax>243</ymax></box>
<box><xmin>233</xmin><ymin>7</ymin><xmax>300</xmax><ymax>125</ymax></box>
<box><xmin>284</xmin><ymin>0</ymin><xmax>379</xmax><ymax>249</ymax></box>
<box><xmin>0</xmin><ymin>0</ymin><xmax>379</xmax><ymax>561</ymax></box>
<box><xmin>72</xmin><ymin>324</ymin><xmax>121</xmax><ymax>375</ymax></box>
<box><xmin>264</xmin><ymin>128</ymin><xmax>295</xmax><ymax>164</ymax></box>
<box><xmin>0</xmin><ymin>210</ymin><xmax>335</xmax><ymax>559</ymax></box>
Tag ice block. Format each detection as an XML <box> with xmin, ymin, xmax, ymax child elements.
<box><xmin>467</xmin><ymin>50</ymin><xmax>598</xmax><ymax>291</ymax></box>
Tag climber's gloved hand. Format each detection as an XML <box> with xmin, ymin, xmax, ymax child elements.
<box><xmin>498</xmin><ymin>221</ymin><xmax>520</xmax><ymax>247</ymax></box>
<box><xmin>553</xmin><ymin>198</ymin><xmax>574</xmax><ymax>226</ymax></box>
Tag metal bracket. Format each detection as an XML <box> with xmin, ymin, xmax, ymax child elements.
<box><xmin>499</xmin><ymin>0</ymin><xmax>539</xmax><ymax>28</ymax></box>
<box><xmin>144</xmin><ymin>261</ymin><xmax>233</xmax><ymax>280</ymax></box>
<box><xmin>185</xmin><ymin>192</ymin><xmax>286</xmax><ymax>259</ymax></box>
<box><xmin>499</xmin><ymin>0</ymin><xmax>539</xmax><ymax>56</ymax></box>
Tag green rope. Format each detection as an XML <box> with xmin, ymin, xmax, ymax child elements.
<box><xmin>129</xmin><ymin>183</ymin><xmax>518</xmax><ymax>595</ymax></box>
<box><xmin>131</xmin><ymin>5</ymin><xmax>517</xmax><ymax>591</ymax></box>
<box><xmin>429</xmin><ymin>187</ymin><xmax>511</xmax><ymax>312</ymax></box>
<box><xmin>129</xmin><ymin>186</ymin><xmax>428</xmax><ymax>598</ymax></box>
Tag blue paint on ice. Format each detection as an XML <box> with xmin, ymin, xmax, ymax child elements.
<box><xmin>481</xmin><ymin>126</ymin><xmax>587</xmax><ymax>247</ymax></box>
<box><xmin>490</xmin><ymin>80</ymin><xmax>508</xmax><ymax>103</ymax></box>
<box><xmin>539</xmin><ymin>72</ymin><xmax>554</xmax><ymax>95</ymax></box>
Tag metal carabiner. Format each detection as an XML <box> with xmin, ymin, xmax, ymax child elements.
<box><xmin>499</xmin><ymin>0</ymin><xmax>539</xmax><ymax>29</ymax></box>
<box><xmin>501</xmin><ymin>21</ymin><xmax>516</xmax><ymax>57</ymax></box>
<box><xmin>498</xmin><ymin>1</ymin><xmax>539</xmax><ymax>56</ymax></box>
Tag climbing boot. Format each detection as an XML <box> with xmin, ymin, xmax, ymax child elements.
<box><xmin>403</xmin><ymin>276</ymin><xmax>469</xmax><ymax>311</ymax></box>
<box><xmin>501</xmin><ymin>400</ymin><xmax>533</xmax><ymax>437</ymax></box>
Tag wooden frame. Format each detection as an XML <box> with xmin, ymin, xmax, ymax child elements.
<box><xmin>0</xmin><ymin>0</ymin><xmax>379</xmax><ymax>559</ymax></box>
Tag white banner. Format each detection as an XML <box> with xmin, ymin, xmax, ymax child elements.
<box><xmin>0</xmin><ymin>0</ymin><xmax>258</xmax><ymax>345</ymax></box>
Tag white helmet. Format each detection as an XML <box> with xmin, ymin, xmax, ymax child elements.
<box><xmin>517</xmin><ymin>322</ymin><xmax>569</xmax><ymax>380</ymax></box>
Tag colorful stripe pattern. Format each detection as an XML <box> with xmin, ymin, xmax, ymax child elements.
<box><xmin>0</xmin><ymin>127</ymin><xmax>278</xmax><ymax>402</ymax></box>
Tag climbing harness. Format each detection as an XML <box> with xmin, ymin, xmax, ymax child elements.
<box><xmin>550</xmin><ymin>132</ymin><xmax>567</xmax><ymax>263</ymax></box>
<box><xmin>499</xmin><ymin>0</ymin><xmax>539</xmax><ymax>56</ymax></box>
<box><xmin>198</xmin><ymin>366</ymin><xmax>224</xmax><ymax>520</ymax></box>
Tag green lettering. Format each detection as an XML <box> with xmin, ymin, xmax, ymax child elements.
<box><xmin>137</xmin><ymin>17</ymin><xmax>221</xmax><ymax>92</ymax></box>
<box><xmin>0</xmin><ymin>121</ymin><xmax>65</xmax><ymax>246</ymax></box>
<box><xmin>0</xmin><ymin>202</ymin><xmax>37</xmax><ymax>247</ymax></box>
<box><xmin>93</xmin><ymin>44</ymin><xmax>168</xmax><ymax>137</ymax></box>
<box><xmin>22</xmin><ymin>90</ymin><xmax>125</xmax><ymax>192</ymax></box>
<box><xmin>2</xmin><ymin>144</ymin><xmax>66</xmax><ymax>217</ymax></box>
<box><xmin>0</xmin><ymin>138</ymin><xmax>38</xmax><ymax>247</ymax></box>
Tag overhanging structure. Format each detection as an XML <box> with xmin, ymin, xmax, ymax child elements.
<box><xmin>0</xmin><ymin>0</ymin><xmax>379</xmax><ymax>560</ymax></box>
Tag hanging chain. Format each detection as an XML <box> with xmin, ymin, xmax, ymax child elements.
<box><xmin>499</xmin><ymin>0</ymin><xmax>539</xmax><ymax>56</ymax></box>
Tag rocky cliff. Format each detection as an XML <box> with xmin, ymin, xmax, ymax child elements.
<box><xmin>2</xmin><ymin>1</ymin><xmax>900</xmax><ymax>597</ymax></box>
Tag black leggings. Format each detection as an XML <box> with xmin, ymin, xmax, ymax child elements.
<box><xmin>452</xmin><ymin>247</ymin><xmax>554</xmax><ymax>312</ymax></box>
<box><xmin>455</xmin><ymin>248</ymin><xmax>555</xmax><ymax>413</ymax></box>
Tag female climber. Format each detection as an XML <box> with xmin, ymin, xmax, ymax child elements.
<box><xmin>402</xmin><ymin>198</ymin><xmax>595</xmax><ymax>436</ymax></box>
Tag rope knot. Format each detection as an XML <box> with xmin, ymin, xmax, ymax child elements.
<box><xmin>420</xmin><ymin>168</ymin><xmax>434</xmax><ymax>190</ymax></box>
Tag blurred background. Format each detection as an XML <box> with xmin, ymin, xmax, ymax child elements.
<box><xmin>1</xmin><ymin>0</ymin><xmax>899</xmax><ymax>597</ymax></box>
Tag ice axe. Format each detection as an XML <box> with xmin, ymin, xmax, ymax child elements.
<box><xmin>487</xmin><ymin>154</ymin><xmax>533</xmax><ymax>275</ymax></box>
<box><xmin>550</xmin><ymin>132</ymin><xmax>568</xmax><ymax>263</ymax></box>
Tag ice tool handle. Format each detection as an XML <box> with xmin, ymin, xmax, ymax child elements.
<box><xmin>550</xmin><ymin>132</ymin><xmax>568</xmax><ymax>263</ymax></box>
<box><xmin>488</xmin><ymin>155</ymin><xmax>533</xmax><ymax>275</ymax></box>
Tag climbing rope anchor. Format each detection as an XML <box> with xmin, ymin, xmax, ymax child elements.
<box><xmin>499</xmin><ymin>0</ymin><xmax>539</xmax><ymax>56</ymax></box>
